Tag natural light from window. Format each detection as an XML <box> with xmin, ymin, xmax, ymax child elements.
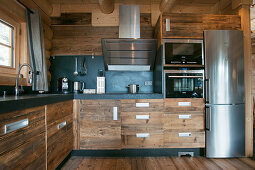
<box><xmin>0</xmin><ymin>20</ymin><xmax>14</xmax><ymax>67</ymax></box>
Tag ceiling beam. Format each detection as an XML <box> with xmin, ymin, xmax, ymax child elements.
<box><xmin>232</xmin><ymin>0</ymin><xmax>252</xmax><ymax>9</ymax></box>
<box><xmin>98</xmin><ymin>0</ymin><xmax>115</xmax><ymax>14</ymax></box>
<box><xmin>159</xmin><ymin>0</ymin><xmax>177</xmax><ymax>13</ymax></box>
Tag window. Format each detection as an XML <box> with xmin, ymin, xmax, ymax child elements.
<box><xmin>0</xmin><ymin>20</ymin><xmax>14</xmax><ymax>67</ymax></box>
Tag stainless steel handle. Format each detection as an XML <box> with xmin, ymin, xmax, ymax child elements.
<box><xmin>113</xmin><ymin>107</ymin><xmax>118</xmax><ymax>120</ymax></box>
<box><xmin>168</xmin><ymin>76</ymin><xmax>203</xmax><ymax>78</ymax></box>
<box><xmin>57</xmin><ymin>121</ymin><xmax>67</xmax><ymax>130</ymax></box>
<box><xmin>136</xmin><ymin>115</ymin><xmax>150</xmax><ymax>120</ymax></box>
<box><xmin>166</xmin><ymin>18</ymin><xmax>170</xmax><ymax>31</ymax></box>
<box><xmin>205</xmin><ymin>79</ymin><xmax>210</xmax><ymax>103</ymax></box>
<box><xmin>206</xmin><ymin>106</ymin><xmax>211</xmax><ymax>131</ymax></box>
<box><xmin>4</xmin><ymin>118</ymin><xmax>29</xmax><ymax>134</ymax></box>
<box><xmin>178</xmin><ymin>132</ymin><xmax>191</xmax><ymax>137</ymax></box>
<box><xmin>136</xmin><ymin>133</ymin><xmax>150</xmax><ymax>138</ymax></box>
<box><xmin>178</xmin><ymin>114</ymin><xmax>191</xmax><ymax>119</ymax></box>
<box><xmin>136</xmin><ymin>103</ymin><xmax>150</xmax><ymax>107</ymax></box>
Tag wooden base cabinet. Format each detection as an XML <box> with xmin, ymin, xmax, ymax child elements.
<box><xmin>46</xmin><ymin>101</ymin><xmax>73</xmax><ymax>170</ymax></box>
<box><xmin>0</xmin><ymin>106</ymin><xmax>46</xmax><ymax>170</ymax></box>
<box><xmin>79</xmin><ymin>100</ymin><xmax>121</xmax><ymax>150</ymax></box>
<box><xmin>163</xmin><ymin>98</ymin><xmax>205</xmax><ymax>148</ymax></box>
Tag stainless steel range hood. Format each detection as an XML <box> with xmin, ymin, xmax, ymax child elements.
<box><xmin>101</xmin><ymin>5</ymin><xmax>157</xmax><ymax>71</ymax></box>
<box><xmin>102</xmin><ymin>39</ymin><xmax>157</xmax><ymax>71</ymax></box>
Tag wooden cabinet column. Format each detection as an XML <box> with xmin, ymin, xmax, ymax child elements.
<box><xmin>237</xmin><ymin>2</ymin><xmax>253</xmax><ymax>157</ymax></box>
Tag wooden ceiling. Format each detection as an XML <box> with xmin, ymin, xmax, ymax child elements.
<box><xmin>48</xmin><ymin>0</ymin><xmax>161</xmax><ymax>4</ymax></box>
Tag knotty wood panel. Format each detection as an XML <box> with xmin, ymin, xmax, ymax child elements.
<box><xmin>162</xmin><ymin>14</ymin><xmax>241</xmax><ymax>39</ymax></box>
<box><xmin>51</xmin><ymin>13</ymin><xmax>92</xmax><ymax>26</ymax></box>
<box><xmin>164</xmin><ymin>131</ymin><xmax>205</xmax><ymax>148</ymax></box>
<box><xmin>0</xmin><ymin>106</ymin><xmax>46</xmax><ymax>170</ymax></box>
<box><xmin>163</xmin><ymin>112</ymin><xmax>205</xmax><ymax>130</ymax></box>
<box><xmin>46</xmin><ymin>100</ymin><xmax>73</xmax><ymax>170</ymax></box>
<box><xmin>121</xmin><ymin>99</ymin><xmax>164</xmax><ymax>112</ymax></box>
<box><xmin>122</xmin><ymin>133</ymin><xmax>164</xmax><ymax>149</ymax></box>
<box><xmin>164</xmin><ymin>98</ymin><xmax>205</xmax><ymax>113</ymax></box>
<box><xmin>79</xmin><ymin>100</ymin><xmax>121</xmax><ymax>149</ymax></box>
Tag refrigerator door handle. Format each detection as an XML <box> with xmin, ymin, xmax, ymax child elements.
<box><xmin>205</xmin><ymin>79</ymin><xmax>210</xmax><ymax>103</ymax></box>
<box><xmin>206</xmin><ymin>106</ymin><xmax>211</xmax><ymax>131</ymax></box>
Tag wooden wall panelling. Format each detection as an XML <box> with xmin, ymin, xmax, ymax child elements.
<box><xmin>154</xmin><ymin>14</ymin><xmax>163</xmax><ymax>48</ymax></box>
<box><xmin>162</xmin><ymin>14</ymin><xmax>241</xmax><ymax>39</ymax></box>
<box><xmin>0</xmin><ymin>106</ymin><xmax>46</xmax><ymax>170</ymax></box>
<box><xmin>51</xmin><ymin>13</ymin><xmax>92</xmax><ymax>26</ymax></box>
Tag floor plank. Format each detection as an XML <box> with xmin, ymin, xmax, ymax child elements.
<box><xmin>61</xmin><ymin>156</ymin><xmax>255</xmax><ymax>170</ymax></box>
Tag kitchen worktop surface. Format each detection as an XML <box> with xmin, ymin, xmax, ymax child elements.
<box><xmin>0</xmin><ymin>93</ymin><xmax>73</xmax><ymax>114</ymax></box>
<box><xmin>74</xmin><ymin>93</ymin><xmax>164</xmax><ymax>100</ymax></box>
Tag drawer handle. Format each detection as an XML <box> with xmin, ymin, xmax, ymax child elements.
<box><xmin>179</xmin><ymin>133</ymin><xmax>191</xmax><ymax>137</ymax></box>
<box><xmin>178</xmin><ymin>114</ymin><xmax>191</xmax><ymax>119</ymax></box>
<box><xmin>57</xmin><ymin>121</ymin><xmax>66</xmax><ymax>130</ymax></box>
<box><xmin>136</xmin><ymin>115</ymin><xmax>150</xmax><ymax>120</ymax></box>
<box><xmin>178</xmin><ymin>102</ymin><xmax>191</xmax><ymax>106</ymax></box>
<box><xmin>136</xmin><ymin>133</ymin><xmax>150</xmax><ymax>138</ymax></box>
<box><xmin>136</xmin><ymin>103</ymin><xmax>150</xmax><ymax>107</ymax></box>
<box><xmin>4</xmin><ymin>118</ymin><xmax>29</xmax><ymax>134</ymax></box>
<box><xmin>113</xmin><ymin>107</ymin><xmax>118</xmax><ymax>120</ymax></box>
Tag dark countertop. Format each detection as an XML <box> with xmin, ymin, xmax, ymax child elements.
<box><xmin>0</xmin><ymin>94</ymin><xmax>73</xmax><ymax>114</ymax></box>
<box><xmin>74</xmin><ymin>93</ymin><xmax>164</xmax><ymax>100</ymax></box>
<box><xmin>0</xmin><ymin>93</ymin><xmax>164</xmax><ymax>114</ymax></box>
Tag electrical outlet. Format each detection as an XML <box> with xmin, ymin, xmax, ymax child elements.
<box><xmin>144</xmin><ymin>81</ymin><xmax>152</xmax><ymax>86</ymax></box>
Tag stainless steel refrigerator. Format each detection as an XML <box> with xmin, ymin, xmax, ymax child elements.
<box><xmin>204</xmin><ymin>30</ymin><xmax>245</xmax><ymax>158</ymax></box>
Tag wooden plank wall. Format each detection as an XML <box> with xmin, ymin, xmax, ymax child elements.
<box><xmin>161</xmin><ymin>14</ymin><xmax>241</xmax><ymax>39</ymax></box>
<box><xmin>252</xmin><ymin>38</ymin><xmax>255</xmax><ymax>128</ymax></box>
<box><xmin>51</xmin><ymin>13</ymin><xmax>154</xmax><ymax>56</ymax></box>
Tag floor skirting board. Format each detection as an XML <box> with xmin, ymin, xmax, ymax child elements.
<box><xmin>71</xmin><ymin>148</ymin><xmax>205</xmax><ymax>157</ymax></box>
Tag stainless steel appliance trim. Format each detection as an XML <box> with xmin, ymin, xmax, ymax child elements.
<box><xmin>163</xmin><ymin>39</ymin><xmax>204</xmax><ymax>65</ymax></box>
<box><xmin>113</xmin><ymin>107</ymin><xmax>118</xmax><ymax>120</ymax></box>
<box><xmin>4</xmin><ymin>118</ymin><xmax>29</xmax><ymax>134</ymax></box>
<box><xmin>168</xmin><ymin>76</ymin><xmax>203</xmax><ymax>78</ymax></box>
<box><xmin>205</xmin><ymin>106</ymin><xmax>211</xmax><ymax>131</ymax></box>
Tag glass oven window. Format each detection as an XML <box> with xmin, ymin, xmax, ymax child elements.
<box><xmin>165</xmin><ymin>73</ymin><xmax>203</xmax><ymax>98</ymax></box>
<box><xmin>165</xmin><ymin>43</ymin><xmax>202</xmax><ymax>65</ymax></box>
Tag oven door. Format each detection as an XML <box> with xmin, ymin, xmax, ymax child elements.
<box><xmin>164</xmin><ymin>70</ymin><xmax>204</xmax><ymax>98</ymax></box>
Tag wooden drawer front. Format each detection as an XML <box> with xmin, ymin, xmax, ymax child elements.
<box><xmin>80</xmin><ymin>121</ymin><xmax>121</xmax><ymax>149</ymax></box>
<box><xmin>0</xmin><ymin>106</ymin><xmax>46</xmax><ymax>170</ymax></box>
<box><xmin>163</xmin><ymin>113</ymin><xmax>204</xmax><ymax>130</ymax></box>
<box><xmin>121</xmin><ymin>99</ymin><xmax>164</xmax><ymax>112</ymax></box>
<box><xmin>164</xmin><ymin>99</ymin><xmax>205</xmax><ymax>113</ymax></box>
<box><xmin>80</xmin><ymin>100</ymin><xmax>120</xmax><ymax>121</ymax></box>
<box><xmin>47</xmin><ymin>100</ymin><xmax>73</xmax><ymax>125</ymax></box>
<box><xmin>121</xmin><ymin>112</ymin><xmax>163</xmax><ymax>126</ymax></box>
<box><xmin>164</xmin><ymin>131</ymin><xmax>205</xmax><ymax>148</ymax></box>
<box><xmin>122</xmin><ymin>133</ymin><xmax>163</xmax><ymax>148</ymax></box>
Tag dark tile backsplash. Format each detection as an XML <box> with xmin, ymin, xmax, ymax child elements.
<box><xmin>50</xmin><ymin>55</ymin><xmax>154</xmax><ymax>93</ymax></box>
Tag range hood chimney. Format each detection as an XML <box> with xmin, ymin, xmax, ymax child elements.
<box><xmin>101</xmin><ymin>5</ymin><xmax>157</xmax><ymax>71</ymax></box>
<box><xmin>119</xmin><ymin>5</ymin><xmax>140</xmax><ymax>38</ymax></box>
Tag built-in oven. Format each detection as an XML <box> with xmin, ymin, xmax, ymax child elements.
<box><xmin>164</xmin><ymin>69</ymin><xmax>204</xmax><ymax>98</ymax></box>
<box><xmin>163</xmin><ymin>39</ymin><xmax>203</xmax><ymax>66</ymax></box>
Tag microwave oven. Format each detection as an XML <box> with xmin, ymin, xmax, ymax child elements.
<box><xmin>163</xmin><ymin>39</ymin><xmax>204</xmax><ymax>66</ymax></box>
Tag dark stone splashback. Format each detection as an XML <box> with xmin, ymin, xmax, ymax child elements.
<box><xmin>50</xmin><ymin>55</ymin><xmax>154</xmax><ymax>93</ymax></box>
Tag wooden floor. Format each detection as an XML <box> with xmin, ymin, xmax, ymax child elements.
<box><xmin>61</xmin><ymin>156</ymin><xmax>255</xmax><ymax>170</ymax></box>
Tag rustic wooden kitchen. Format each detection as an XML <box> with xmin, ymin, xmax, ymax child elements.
<box><xmin>0</xmin><ymin>0</ymin><xmax>255</xmax><ymax>169</ymax></box>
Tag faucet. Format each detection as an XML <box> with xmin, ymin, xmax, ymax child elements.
<box><xmin>15</xmin><ymin>63</ymin><xmax>33</xmax><ymax>96</ymax></box>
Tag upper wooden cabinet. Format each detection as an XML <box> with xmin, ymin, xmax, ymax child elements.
<box><xmin>0</xmin><ymin>106</ymin><xmax>46</xmax><ymax>170</ymax></box>
<box><xmin>155</xmin><ymin>14</ymin><xmax>241</xmax><ymax>47</ymax></box>
<box><xmin>46</xmin><ymin>100</ymin><xmax>73</xmax><ymax>170</ymax></box>
<box><xmin>79</xmin><ymin>100</ymin><xmax>121</xmax><ymax>150</ymax></box>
